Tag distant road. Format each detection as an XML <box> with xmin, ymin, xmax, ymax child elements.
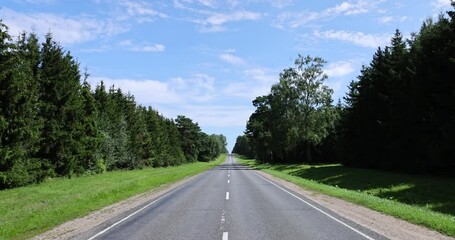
<box><xmin>83</xmin><ymin>155</ymin><xmax>387</xmax><ymax>240</ymax></box>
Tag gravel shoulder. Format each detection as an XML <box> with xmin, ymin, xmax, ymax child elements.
<box><xmin>32</xmin><ymin>173</ymin><xmax>201</xmax><ymax>240</ymax></box>
<box><xmin>254</xmin><ymin>170</ymin><xmax>454</xmax><ymax>240</ymax></box>
<box><xmin>33</xmin><ymin>167</ymin><xmax>454</xmax><ymax>240</ymax></box>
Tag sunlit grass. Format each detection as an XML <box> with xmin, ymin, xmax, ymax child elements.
<box><xmin>238</xmin><ymin>157</ymin><xmax>455</xmax><ymax>237</ymax></box>
<box><xmin>0</xmin><ymin>155</ymin><xmax>225</xmax><ymax>240</ymax></box>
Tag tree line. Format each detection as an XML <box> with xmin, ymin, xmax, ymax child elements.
<box><xmin>0</xmin><ymin>21</ymin><xmax>227</xmax><ymax>189</ymax></box>
<box><xmin>234</xmin><ymin>4</ymin><xmax>455</xmax><ymax>175</ymax></box>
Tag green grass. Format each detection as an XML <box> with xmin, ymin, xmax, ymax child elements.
<box><xmin>238</xmin><ymin>157</ymin><xmax>455</xmax><ymax>238</ymax></box>
<box><xmin>0</xmin><ymin>155</ymin><xmax>225</xmax><ymax>240</ymax></box>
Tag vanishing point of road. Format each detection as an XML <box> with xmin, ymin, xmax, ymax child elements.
<box><xmin>81</xmin><ymin>155</ymin><xmax>388</xmax><ymax>240</ymax></box>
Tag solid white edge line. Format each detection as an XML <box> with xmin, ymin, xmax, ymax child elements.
<box><xmin>222</xmin><ymin>231</ymin><xmax>228</xmax><ymax>240</ymax></box>
<box><xmin>88</xmin><ymin>180</ymin><xmax>190</xmax><ymax>240</ymax></box>
<box><xmin>252</xmin><ymin>172</ymin><xmax>375</xmax><ymax>240</ymax></box>
<box><xmin>226</xmin><ymin>192</ymin><xmax>229</xmax><ymax>200</ymax></box>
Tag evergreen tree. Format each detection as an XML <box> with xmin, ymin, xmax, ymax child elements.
<box><xmin>78</xmin><ymin>76</ymin><xmax>103</xmax><ymax>173</ymax></box>
<box><xmin>175</xmin><ymin>115</ymin><xmax>202</xmax><ymax>162</ymax></box>
<box><xmin>163</xmin><ymin>118</ymin><xmax>186</xmax><ymax>165</ymax></box>
<box><xmin>232</xmin><ymin>135</ymin><xmax>253</xmax><ymax>157</ymax></box>
<box><xmin>0</xmin><ymin>24</ymin><xmax>43</xmax><ymax>188</ymax></box>
<box><xmin>0</xmin><ymin>20</ymin><xmax>230</xmax><ymax>189</ymax></box>
<box><xmin>37</xmin><ymin>33</ymin><xmax>85</xmax><ymax>176</ymax></box>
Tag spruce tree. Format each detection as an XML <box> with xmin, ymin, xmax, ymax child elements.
<box><xmin>0</xmin><ymin>24</ymin><xmax>43</xmax><ymax>188</ymax></box>
<box><xmin>37</xmin><ymin>33</ymin><xmax>85</xmax><ymax>176</ymax></box>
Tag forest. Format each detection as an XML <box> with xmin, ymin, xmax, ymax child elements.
<box><xmin>233</xmin><ymin>4</ymin><xmax>455</xmax><ymax>175</ymax></box>
<box><xmin>0</xmin><ymin>21</ymin><xmax>227</xmax><ymax>189</ymax></box>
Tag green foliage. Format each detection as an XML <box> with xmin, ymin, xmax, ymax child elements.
<box><xmin>37</xmin><ymin>33</ymin><xmax>86</xmax><ymax>176</ymax></box>
<box><xmin>232</xmin><ymin>135</ymin><xmax>253</xmax><ymax>157</ymax></box>
<box><xmin>175</xmin><ymin>115</ymin><xmax>202</xmax><ymax>162</ymax></box>
<box><xmin>0</xmin><ymin>22</ymin><xmax>43</xmax><ymax>188</ymax></box>
<box><xmin>339</xmin><ymin>6</ymin><xmax>455</xmax><ymax>174</ymax></box>
<box><xmin>246</xmin><ymin>55</ymin><xmax>337</xmax><ymax>163</ymax></box>
<box><xmin>244</xmin><ymin>5</ymin><xmax>455</xmax><ymax>175</ymax></box>
<box><xmin>0</xmin><ymin>21</ymin><xmax>227</xmax><ymax>189</ymax></box>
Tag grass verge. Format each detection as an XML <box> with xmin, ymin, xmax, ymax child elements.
<box><xmin>238</xmin><ymin>157</ymin><xmax>455</xmax><ymax>238</ymax></box>
<box><xmin>0</xmin><ymin>155</ymin><xmax>225</xmax><ymax>240</ymax></box>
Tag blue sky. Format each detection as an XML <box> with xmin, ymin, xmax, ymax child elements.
<box><xmin>1</xmin><ymin>0</ymin><xmax>453</xmax><ymax>151</ymax></box>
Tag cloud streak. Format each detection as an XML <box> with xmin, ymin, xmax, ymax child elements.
<box><xmin>0</xmin><ymin>7</ymin><xmax>127</xmax><ymax>45</ymax></box>
<box><xmin>219</xmin><ymin>53</ymin><xmax>245</xmax><ymax>65</ymax></box>
<box><xmin>89</xmin><ymin>73</ymin><xmax>216</xmax><ymax>106</ymax></box>
<box><xmin>324</xmin><ymin>61</ymin><xmax>355</xmax><ymax>78</ymax></box>
<box><xmin>173</xmin><ymin>0</ymin><xmax>262</xmax><ymax>32</ymax></box>
<box><xmin>314</xmin><ymin>30</ymin><xmax>390</xmax><ymax>48</ymax></box>
<box><xmin>274</xmin><ymin>0</ymin><xmax>384</xmax><ymax>29</ymax></box>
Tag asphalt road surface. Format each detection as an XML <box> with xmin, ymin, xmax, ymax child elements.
<box><xmin>83</xmin><ymin>155</ymin><xmax>388</xmax><ymax>240</ymax></box>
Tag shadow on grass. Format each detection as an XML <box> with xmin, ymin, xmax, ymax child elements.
<box><xmin>269</xmin><ymin>164</ymin><xmax>455</xmax><ymax>216</ymax></box>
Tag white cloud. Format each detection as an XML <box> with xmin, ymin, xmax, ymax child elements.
<box><xmin>324</xmin><ymin>61</ymin><xmax>355</xmax><ymax>78</ymax></box>
<box><xmin>269</xmin><ymin>0</ymin><xmax>294</xmax><ymax>8</ymax></box>
<box><xmin>196</xmin><ymin>10</ymin><xmax>262</xmax><ymax>32</ymax></box>
<box><xmin>198</xmin><ymin>0</ymin><xmax>217</xmax><ymax>8</ymax></box>
<box><xmin>377</xmin><ymin>15</ymin><xmax>409</xmax><ymax>24</ymax></box>
<box><xmin>0</xmin><ymin>7</ymin><xmax>127</xmax><ymax>45</ymax></box>
<box><xmin>174</xmin><ymin>0</ymin><xmax>218</xmax><ymax>8</ymax></box>
<box><xmin>131</xmin><ymin>44</ymin><xmax>166</xmax><ymax>52</ymax></box>
<box><xmin>314</xmin><ymin>30</ymin><xmax>390</xmax><ymax>48</ymax></box>
<box><xmin>378</xmin><ymin>16</ymin><xmax>394</xmax><ymax>24</ymax></box>
<box><xmin>244</xmin><ymin>68</ymin><xmax>277</xmax><ymax>83</ymax></box>
<box><xmin>274</xmin><ymin>0</ymin><xmax>384</xmax><ymax>29</ymax></box>
<box><xmin>173</xmin><ymin>1</ymin><xmax>262</xmax><ymax>32</ymax></box>
<box><xmin>171</xmin><ymin>74</ymin><xmax>216</xmax><ymax>102</ymax></box>
<box><xmin>432</xmin><ymin>0</ymin><xmax>452</xmax><ymax>9</ymax></box>
<box><xmin>206</xmin><ymin>11</ymin><xmax>261</xmax><ymax>25</ymax></box>
<box><xmin>224</xmin><ymin>68</ymin><xmax>278</xmax><ymax>99</ymax></box>
<box><xmin>220</xmin><ymin>53</ymin><xmax>245</xmax><ymax>65</ymax></box>
<box><xmin>88</xmin><ymin>73</ymin><xmax>216</xmax><ymax>106</ymax></box>
<box><xmin>119</xmin><ymin>40</ymin><xmax>166</xmax><ymax>53</ymax></box>
<box><xmin>119</xmin><ymin>0</ymin><xmax>167</xmax><ymax>22</ymax></box>
<box><xmin>327</xmin><ymin>0</ymin><xmax>380</xmax><ymax>16</ymax></box>
<box><xmin>89</xmin><ymin>77</ymin><xmax>182</xmax><ymax>105</ymax></box>
<box><xmin>161</xmin><ymin>104</ymin><xmax>254</xmax><ymax>127</ymax></box>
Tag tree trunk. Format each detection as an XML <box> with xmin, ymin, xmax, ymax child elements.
<box><xmin>305</xmin><ymin>142</ymin><xmax>312</xmax><ymax>163</ymax></box>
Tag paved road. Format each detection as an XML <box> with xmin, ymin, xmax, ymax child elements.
<box><xmin>82</xmin><ymin>156</ymin><xmax>388</xmax><ymax>240</ymax></box>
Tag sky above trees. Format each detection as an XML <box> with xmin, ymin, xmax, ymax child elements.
<box><xmin>1</xmin><ymin>0</ymin><xmax>453</xmax><ymax>151</ymax></box>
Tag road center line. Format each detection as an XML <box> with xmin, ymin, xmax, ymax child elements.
<box><xmin>227</xmin><ymin>179</ymin><xmax>230</xmax><ymax>184</ymax></box>
<box><xmin>252</xmin><ymin>172</ymin><xmax>375</xmax><ymax>240</ymax></box>
<box><xmin>226</xmin><ymin>192</ymin><xmax>229</xmax><ymax>200</ymax></box>
<box><xmin>222</xmin><ymin>232</ymin><xmax>228</xmax><ymax>240</ymax></box>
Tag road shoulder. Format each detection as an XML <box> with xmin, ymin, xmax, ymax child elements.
<box><xmin>254</xmin><ymin>169</ymin><xmax>454</xmax><ymax>240</ymax></box>
<box><xmin>32</xmin><ymin>173</ymin><xmax>202</xmax><ymax>240</ymax></box>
